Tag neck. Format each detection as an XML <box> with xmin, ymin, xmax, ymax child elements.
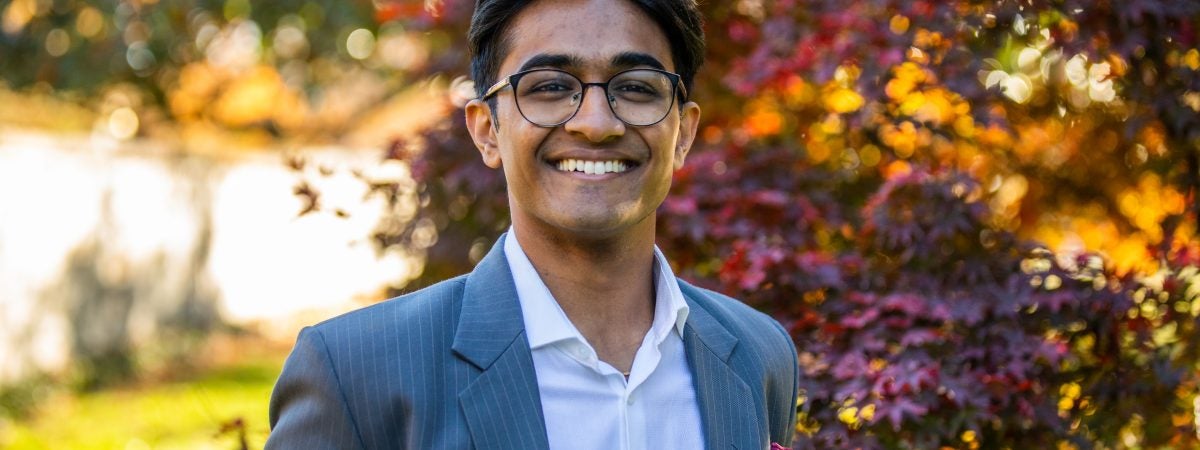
<box><xmin>511</xmin><ymin>214</ymin><xmax>657</xmax><ymax>368</ymax></box>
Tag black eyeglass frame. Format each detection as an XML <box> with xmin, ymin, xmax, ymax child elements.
<box><xmin>480</xmin><ymin>68</ymin><xmax>689</xmax><ymax>128</ymax></box>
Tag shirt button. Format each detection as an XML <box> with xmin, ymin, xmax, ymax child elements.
<box><xmin>626</xmin><ymin>395</ymin><xmax>635</xmax><ymax>405</ymax></box>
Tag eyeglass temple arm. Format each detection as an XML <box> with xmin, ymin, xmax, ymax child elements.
<box><xmin>481</xmin><ymin>78</ymin><xmax>511</xmax><ymax>100</ymax></box>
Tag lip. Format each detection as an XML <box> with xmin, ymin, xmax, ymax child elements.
<box><xmin>554</xmin><ymin>169</ymin><xmax>630</xmax><ymax>181</ymax></box>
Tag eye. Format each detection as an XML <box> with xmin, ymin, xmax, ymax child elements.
<box><xmin>611</xmin><ymin>80</ymin><xmax>664</xmax><ymax>103</ymax></box>
<box><xmin>518</xmin><ymin>72</ymin><xmax>580</xmax><ymax>99</ymax></box>
<box><xmin>614</xmin><ymin>82</ymin><xmax>658</xmax><ymax>95</ymax></box>
<box><xmin>530</xmin><ymin>82</ymin><xmax>573</xmax><ymax>93</ymax></box>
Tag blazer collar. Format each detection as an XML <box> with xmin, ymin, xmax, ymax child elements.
<box><xmin>452</xmin><ymin>234</ymin><xmax>526</xmax><ymax>370</ymax></box>
<box><xmin>680</xmin><ymin>282</ymin><xmax>758</xmax><ymax>449</ymax></box>
<box><xmin>678</xmin><ymin>281</ymin><xmax>740</xmax><ymax>361</ymax></box>
<box><xmin>453</xmin><ymin>234</ymin><xmax>551</xmax><ymax>450</ymax></box>
<box><xmin>451</xmin><ymin>235</ymin><xmax>756</xmax><ymax>449</ymax></box>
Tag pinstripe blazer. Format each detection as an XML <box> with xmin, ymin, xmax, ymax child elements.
<box><xmin>267</xmin><ymin>236</ymin><xmax>799</xmax><ymax>449</ymax></box>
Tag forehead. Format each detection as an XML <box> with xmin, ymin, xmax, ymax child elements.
<box><xmin>501</xmin><ymin>0</ymin><xmax>674</xmax><ymax>75</ymax></box>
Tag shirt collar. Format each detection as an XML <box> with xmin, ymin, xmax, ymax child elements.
<box><xmin>652</xmin><ymin>245</ymin><xmax>690</xmax><ymax>339</ymax></box>
<box><xmin>504</xmin><ymin>228</ymin><xmax>689</xmax><ymax>350</ymax></box>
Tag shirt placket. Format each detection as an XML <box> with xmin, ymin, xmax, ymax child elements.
<box><xmin>566</xmin><ymin>339</ymin><xmax>642</xmax><ymax>450</ymax></box>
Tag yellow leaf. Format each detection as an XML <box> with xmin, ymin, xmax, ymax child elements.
<box><xmin>837</xmin><ymin>407</ymin><xmax>859</xmax><ymax>425</ymax></box>
<box><xmin>889</xmin><ymin>15</ymin><xmax>910</xmax><ymax>35</ymax></box>
<box><xmin>953</xmin><ymin>115</ymin><xmax>975</xmax><ymax>137</ymax></box>
<box><xmin>881</xmin><ymin>121</ymin><xmax>920</xmax><ymax>158</ymax></box>
<box><xmin>913</xmin><ymin>89</ymin><xmax>956</xmax><ymax>124</ymax></box>
<box><xmin>886</xmin><ymin>78</ymin><xmax>915</xmax><ymax>100</ymax></box>
<box><xmin>824</xmin><ymin>88</ymin><xmax>864</xmax><ymax>113</ymax></box>
<box><xmin>1060</xmin><ymin>382</ymin><xmax>1081</xmax><ymax>399</ymax></box>
<box><xmin>1058</xmin><ymin>397</ymin><xmax>1074</xmax><ymax>412</ymax></box>
<box><xmin>818</xmin><ymin>113</ymin><xmax>844</xmax><ymax>134</ymax></box>
<box><xmin>859</xmin><ymin>403</ymin><xmax>876</xmax><ymax>421</ymax></box>
<box><xmin>961</xmin><ymin>430</ymin><xmax>977</xmax><ymax>443</ymax></box>
<box><xmin>884</xmin><ymin>160</ymin><xmax>912</xmax><ymax>179</ymax></box>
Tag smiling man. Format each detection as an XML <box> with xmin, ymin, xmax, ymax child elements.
<box><xmin>267</xmin><ymin>0</ymin><xmax>799</xmax><ymax>448</ymax></box>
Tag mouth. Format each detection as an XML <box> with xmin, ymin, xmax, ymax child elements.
<box><xmin>548</xmin><ymin>158</ymin><xmax>640</xmax><ymax>175</ymax></box>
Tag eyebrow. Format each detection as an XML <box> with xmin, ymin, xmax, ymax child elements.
<box><xmin>515</xmin><ymin>52</ymin><xmax>669</xmax><ymax>73</ymax></box>
<box><xmin>517</xmin><ymin>54</ymin><xmax>584</xmax><ymax>72</ymax></box>
<box><xmin>610</xmin><ymin>52</ymin><xmax>667</xmax><ymax>71</ymax></box>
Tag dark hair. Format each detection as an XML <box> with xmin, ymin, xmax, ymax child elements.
<box><xmin>468</xmin><ymin>0</ymin><xmax>705</xmax><ymax>102</ymax></box>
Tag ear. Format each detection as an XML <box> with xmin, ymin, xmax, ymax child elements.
<box><xmin>673</xmin><ymin>101</ymin><xmax>701</xmax><ymax>170</ymax></box>
<box><xmin>465</xmin><ymin>99</ymin><xmax>502</xmax><ymax>169</ymax></box>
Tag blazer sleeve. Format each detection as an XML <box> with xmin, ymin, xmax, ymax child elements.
<box><xmin>770</xmin><ymin>318</ymin><xmax>799</xmax><ymax>447</ymax></box>
<box><xmin>267</xmin><ymin>326</ymin><xmax>365</xmax><ymax>449</ymax></box>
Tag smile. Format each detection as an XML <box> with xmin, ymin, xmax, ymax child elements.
<box><xmin>553</xmin><ymin>158</ymin><xmax>634</xmax><ymax>175</ymax></box>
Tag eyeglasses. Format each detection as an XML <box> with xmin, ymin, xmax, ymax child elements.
<box><xmin>480</xmin><ymin>68</ymin><xmax>686</xmax><ymax>127</ymax></box>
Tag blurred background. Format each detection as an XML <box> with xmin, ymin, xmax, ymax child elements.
<box><xmin>1</xmin><ymin>0</ymin><xmax>458</xmax><ymax>448</ymax></box>
<box><xmin>1</xmin><ymin>0</ymin><xmax>1199</xmax><ymax>449</ymax></box>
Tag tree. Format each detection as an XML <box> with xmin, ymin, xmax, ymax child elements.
<box><xmin>7</xmin><ymin>0</ymin><xmax>1200</xmax><ymax>446</ymax></box>
<box><xmin>377</xmin><ymin>0</ymin><xmax>1200</xmax><ymax>447</ymax></box>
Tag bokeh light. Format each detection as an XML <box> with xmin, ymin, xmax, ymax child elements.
<box><xmin>107</xmin><ymin>107</ymin><xmax>139</xmax><ymax>140</ymax></box>
<box><xmin>346</xmin><ymin>28</ymin><xmax>376</xmax><ymax>60</ymax></box>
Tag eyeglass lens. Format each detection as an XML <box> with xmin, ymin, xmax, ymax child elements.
<box><xmin>513</xmin><ymin>69</ymin><xmax>676</xmax><ymax>126</ymax></box>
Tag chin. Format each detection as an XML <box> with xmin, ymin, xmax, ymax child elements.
<box><xmin>549</xmin><ymin>206</ymin><xmax>651</xmax><ymax>238</ymax></box>
<box><xmin>556</xmin><ymin>215</ymin><xmax>627</xmax><ymax>235</ymax></box>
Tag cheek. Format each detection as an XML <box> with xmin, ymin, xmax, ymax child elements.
<box><xmin>647</xmin><ymin>126</ymin><xmax>681</xmax><ymax>164</ymax></box>
<box><xmin>497</xmin><ymin>122</ymin><xmax>550</xmax><ymax>170</ymax></box>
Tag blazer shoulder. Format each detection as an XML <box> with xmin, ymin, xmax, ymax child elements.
<box><xmin>308</xmin><ymin>274</ymin><xmax>469</xmax><ymax>337</ymax></box>
<box><xmin>679</xmin><ymin>280</ymin><xmax>785</xmax><ymax>334</ymax></box>
<box><xmin>679</xmin><ymin>279</ymin><xmax>797</xmax><ymax>359</ymax></box>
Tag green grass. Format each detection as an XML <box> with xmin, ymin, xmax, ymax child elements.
<box><xmin>1</xmin><ymin>356</ymin><xmax>283</xmax><ymax>450</ymax></box>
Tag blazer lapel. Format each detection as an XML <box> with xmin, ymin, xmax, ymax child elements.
<box><xmin>452</xmin><ymin>235</ymin><xmax>550</xmax><ymax>450</ymax></box>
<box><xmin>682</xmin><ymin>290</ymin><xmax>758</xmax><ymax>450</ymax></box>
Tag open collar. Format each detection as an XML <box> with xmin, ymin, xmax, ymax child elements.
<box><xmin>502</xmin><ymin>229</ymin><xmax>690</xmax><ymax>352</ymax></box>
<box><xmin>452</xmin><ymin>234</ymin><xmax>755</xmax><ymax>449</ymax></box>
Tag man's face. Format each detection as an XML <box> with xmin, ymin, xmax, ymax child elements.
<box><xmin>465</xmin><ymin>0</ymin><xmax>700</xmax><ymax>240</ymax></box>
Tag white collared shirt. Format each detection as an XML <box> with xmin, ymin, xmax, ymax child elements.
<box><xmin>504</xmin><ymin>231</ymin><xmax>705</xmax><ymax>450</ymax></box>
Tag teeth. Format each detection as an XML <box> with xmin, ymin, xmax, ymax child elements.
<box><xmin>554</xmin><ymin>158</ymin><xmax>630</xmax><ymax>174</ymax></box>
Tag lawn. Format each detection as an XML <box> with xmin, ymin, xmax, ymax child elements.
<box><xmin>1</xmin><ymin>339</ymin><xmax>286</xmax><ymax>450</ymax></box>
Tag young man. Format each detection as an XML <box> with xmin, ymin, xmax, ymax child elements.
<box><xmin>267</xmin><ymin>0</ymin><xmax>799</xmax><ymax>448</ymax></box>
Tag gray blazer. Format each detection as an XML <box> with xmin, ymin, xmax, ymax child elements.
<box><xmin>267</xmin><ymin>236</ymin><xmax>798</xmax><ymax>449</ymax></box>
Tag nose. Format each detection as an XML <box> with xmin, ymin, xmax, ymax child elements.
<box><xmin>563</xmin><ymin>84</ymin><xmax>625</xmax><ymax>142</ymax></box>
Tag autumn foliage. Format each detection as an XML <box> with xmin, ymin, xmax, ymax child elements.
<box><xmin>8</xmin><ymin>0</ymin><xmax>1200</xmax><ymax>447</ymax></box>
<box><xmin>382</xmin><ymin>1</ymin><xmax>1200</xmax><ymax>448</ymax></box>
